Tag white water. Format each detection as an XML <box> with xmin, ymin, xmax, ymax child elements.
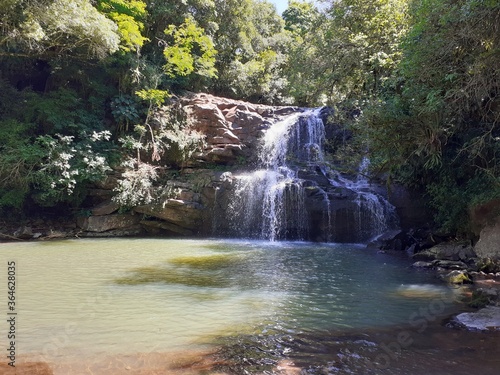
<box><xmin>229</xmin><ymin>110</ymin><xmax>325</xmax><ymax>241</ymax></box>
<box><xmin>327</xmin><ymin>157</ymin><xmax>399</xmax><ymax>240</ymax></box>
<box><xmin>227</xmin><ymin>109</ymin><xmax>398</xmax><ymax>242</ymax></box>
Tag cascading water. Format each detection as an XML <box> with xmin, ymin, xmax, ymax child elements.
<box><xmin>225</xmin><ymin>108</ymin><xmax>398</xmax><ymax>242</ymax></box>
<box><xmin>228</xmin><ymin>110</ymin><xmax>324</xmax><ymax>241</ymax></box>
<box><xmin>326</xmin><ymin>158</ymin><xmax>399</xmax><ymax>241</ymax></box>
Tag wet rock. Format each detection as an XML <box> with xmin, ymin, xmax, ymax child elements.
<box><xmin>453</xmin><ymin>306</ymin><xmax>500</xmax><ymax>331</ymax></box>
<box><xmin>386</xmin><ymin>185</ymin><xmax>432</xmax><ymax>231</ymax></box>
<box><xmin>441</xmin><ymin>270</ymin><xmax>473</xmax><ymax>284</ymax></box>
<box><xmin>406</xmin><ymin>243</ymin><xmax>417</xmax><ymax>256</ymax></box>
<box><xmin>44</xmin><ymin>229</ymin><xmax>68</xmax><ymax>239</ymax></box>
<box><xmin>141</xmin><ymin>220</ymin><xmax>194</xmax><ymax>236</ymax></box>
<box><xmin>434</xmin><ymin>260</ymin><xmax>468</xmax><ymax>270</ymax></box>
<box><xmin>77</xmin><ymin>214</ymin><xmax>141</xmax><ymax>233</ymax></box>
<box><xmin>80</xmin><ymin>226</ymin><xmax>143</xmax><ymax>237</ymax></box>
<box><xmin>134</xmin><ymin>199</ymin><xmax>203</xmax><ymax>231</ymax></box>
<box><xmin>412</xmin><ymin>261</ymin><xmax>435</xmax><ymax>268</ymax></box>
<box><xmin>413</xmin><ymin>241</ymin><xmax>475</xmax><ymax>262</ymax></box>
<box><xmin>366</xmin><ymin>230</ymin><xmax>407</xmax><ymax>251</ymax></box>
<box><xmin>14</xmin><ymin>225</ymin><xmax>33</xmax><ymax>239</ymax></box>
<box><xmin>474</xmin><ymin>216</ymin><xmax>500</xmax><ymax>260</ymax></box>
<box><xmin>91</xmin><ymin>200</ymin><xmax>120</xmax><ymax>216</ymax></box>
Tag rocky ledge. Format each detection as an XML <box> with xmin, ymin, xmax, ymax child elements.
<box><xmin>177</xmin><ymin>92</ymin><xmax>301</xmax><ymax>164</ymax></box>
<box><xmin>452</xmin><ymin>306</ymin><xmax>500</xmax><ymax>331</ymax></box>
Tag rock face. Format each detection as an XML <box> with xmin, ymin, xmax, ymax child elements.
<box><xmin>413</xmin><ymin>241</ymin><xmax>476</xmax><ymax>262</ymax></box>
<box><xmin>70</xmin><ymin>93</ymin><xmax>431</xmax><ymax>242</ymax></box>
<box><xmin>77</xmin><ymin>214</ymin><xmax>142</xmax><ymax>234</ymax></box>
<box><xmin>135</xmin><ymin>199</ymin><xmax>203</xmax><ymax>233</ymax></box>
<box><xmin>474</xmin><ymin>216</ymin><xmax>500</xmax><ymax>260</ymax></box>
<box><xmin>180</xmin><ymin>93</ymin><xmax>300</xmax><ymax>164</ymax></box>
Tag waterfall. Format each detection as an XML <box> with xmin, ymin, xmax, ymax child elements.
<box><xmin>225</xmin><ymin>109</ymin><xmax>398</xmax><ymax>242</ymax></box>
<box><xmin>327</xmin><ymin>158</ymin><xmax>398</xmax><ymax>241</ymax></box>
<box><xmin>228</xmin><ymin>110</ymin><xmax>324</xmax><ymax>241</ymax></box>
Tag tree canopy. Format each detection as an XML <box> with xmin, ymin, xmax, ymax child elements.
<box><xmin>0</xmin><ymin>0</ymin><xmax>498</xmax><ymax>236</ymax></box>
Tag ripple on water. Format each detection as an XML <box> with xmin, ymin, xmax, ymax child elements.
<box><xmin>0</xmin><ymin>238</ymin><xmax>487</xmax><ymax>374</ymax></box>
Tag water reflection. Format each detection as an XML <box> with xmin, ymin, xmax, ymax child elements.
<box><xmin>0</xmin><ymin>238</ymin><xmax>472</xmax><ymax>374</ymax></box>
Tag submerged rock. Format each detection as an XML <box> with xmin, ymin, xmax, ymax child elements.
<box><xmin>395</xmin><ymin>284</ymin><xmax>448</xmax><ymax>298</ymax></box>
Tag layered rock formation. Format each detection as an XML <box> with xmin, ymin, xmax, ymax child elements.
<box><xmin>72</xmin><ymin>93</ymin><xmax>426</xmax><ymax>242</ymax></box>
<box><xmin>180</xmin><ymin>93</ymin><xmax>300</xmax><ymax>164</ymax></box>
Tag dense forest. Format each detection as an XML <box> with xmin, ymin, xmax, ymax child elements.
<box><xmin>0</xmin><ymin>0</ymin><xmax>498</xmax><ymax>237</ymax></box>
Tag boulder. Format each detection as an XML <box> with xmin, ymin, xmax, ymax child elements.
<box><xmin>14</xmin><ymin>225</ymin><xmax>33</xmax><ymax>240</ymax></box>
<box><xmin>177</xmin><ymin>93</ymin><xmax>303</xmax><ymax>164</ymax></box>
<box><xmin>134</xmin><ymin>199</ymin><xmax>203</xmax><ymax>231</ymax></box>
<box><xmin>386</xmin><ymin>184</ymin><xmax>432</xmax><ymax>231</ymax></box>
<box><xmin>441</xmin><ymin>270</ymin><xmax>473</xmax><ymax>284</ymax></box>
<box><xmin>77</xmin><ymin>214</ymin><xmax>141</xmax><ymax>233</ymax></box>
<box><xmin>453</xmin><ymin>306</ymin><xmax>500</xmax><ymax>331</ymax></box>
<box><xmin>91</xmin><ymin>200</ymin><xmax>120</xmax><ymax>216</ymax></box>
<box><xmin>413</xmin><ymin>241</ymin><xmax>476</xmax><ymax>262</ymax></box>
<box><xmin>474</xmin><ymin>216</ymin><xmax>500</xmax><ymax>260</ymax></box>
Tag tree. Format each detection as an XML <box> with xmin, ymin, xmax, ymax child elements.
<box><xmin>0</xmin><ymin>0</ymin><xmax>120</xmax><ymax>58</ymax></box>
<box><xmin>282</xmin><ymin>0</ymin><xmax>318</xmax><ymax>36</ymax></box>
<box><xmin>285</xmin><ymin>0</ymin><xmax>409</xmax><ymax>105</ymax></box>
<box><xmin>211</xmin><ymin>0</ymin><xmax>292</xmax><ymax>103</ymax></box>
<box><xmin>96</xmin><ymin>0</ymin><xmax>149</xmax><ymax>53</ymax></box>
<box><xmin>163</xmin><ymin>17</ymin><xmax>217</xmax><ymax>81</ymax></box>
<box><xmin>366</xmin><ymin>0</ymin><xmax>500</xmax><ymax>233</ymax></box>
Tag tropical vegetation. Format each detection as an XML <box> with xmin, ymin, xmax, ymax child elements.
<box><xmin>0</xmin><ymin>0</ymin><xmax>498</xmax><ymax>236</ymax></box>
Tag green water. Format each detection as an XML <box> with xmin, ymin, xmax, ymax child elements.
<box><xmin>0</xmin><ymin>238</ymin><xmax>461</xmax><ymax>371</ymax></box>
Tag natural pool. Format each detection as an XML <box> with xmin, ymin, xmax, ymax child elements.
<box><xmin>1</xmin><ymin>238</ymin><xmax>499</xmax><ymax>374</ymax></box>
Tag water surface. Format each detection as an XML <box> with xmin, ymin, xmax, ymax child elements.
<box><xmin>0</xmin><ymin>238</ymin><xmax>483</xmax><ymax>373</ymax></box>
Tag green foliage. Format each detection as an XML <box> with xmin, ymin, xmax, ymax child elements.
<box><xmin>33</xmin><ymin>132</ymin><xmax>113</xmax><ymax>206</ymax></box>
<box><xmin>365</xmin><ymin>0</ymin><xmax>500</xmax><ymax>234</ymax></box>
<box><xmin>96</xmin><ymin>0</ymin><xmax>148</xmax><ymax>52</ymax></box>
<box><xmin>23</xmin><ymin>88</ymin><xmax>107</xmax><ymax>135</ymax></box>
<box><xmin>135</xmin><ymin>89</ymin><xmax>170</xmax><ymax>107</ymax></box>
<box><xmin>163</xmin><ymin>17</ymin><xmax>217</xmax><ymax>79</ymax></box>
<box><xmin>110</xmin><ymin>95</ymin><xmax>140</xmax><ymax>133</ymax></box>
<box><xmin>0</xmin><ymin>0</ymin><xmax>120</xmax><ymax>58</ymax></box>
<box><xmin>285</xmin><ymin>0</ymin><xmax>409</xmax><ymax>105</ymax></box>
<box><xmin>0</xmin><ymin>119</ymin><xmax>44</xmax><ymax>210</ymax></box>
<box><xmin>283</xmin><ymin>1</ymin><xmax>318</xmax><ymax>36</ymax></box>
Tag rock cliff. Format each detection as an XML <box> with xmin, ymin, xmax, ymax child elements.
<box><xmin>66</xmin><ymin>93</ymin><xmax>431</xmax><ymax>242</ymax></box>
